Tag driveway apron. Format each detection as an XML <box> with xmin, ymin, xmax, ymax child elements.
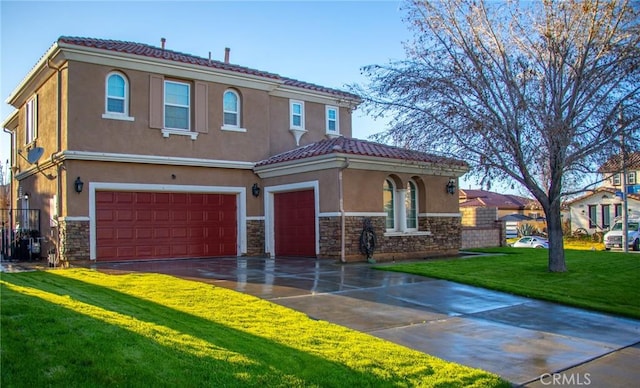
<box><xmin>92</xmin><ymin>257</ymin><xmax>640</xmax><ymax>387</ymax></box>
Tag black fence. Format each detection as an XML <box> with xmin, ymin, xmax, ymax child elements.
<box><xmin>1</xmin><ymin>208</ymin><xmax>41</xmax><ymax>261</ymax></box>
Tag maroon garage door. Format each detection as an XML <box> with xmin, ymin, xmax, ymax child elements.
<box><xmin>274</xmin><ymin>190</ymin><xmax>316</xmax><ymax>257</ymax></box>
<box><xmin>96</xmin><ymin>191</ymin><xmax>236</xmax><ymax>261</ymax></box>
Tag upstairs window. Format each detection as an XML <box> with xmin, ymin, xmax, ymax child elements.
<box><xmin>290</xmin><ymin>100</ymin><xmax>305</xmax><ymax>130</ymax></box>
<box><xmin>223</xmin><ymin>90</ymin><xmax>240</xmax><ymax>127</ymax></box>
<box><xmin>629</xmin><ymin>172</ymin><xmax>637</xmax><ymax>185</ymax></box>
<box><xmin>613</xmin><ymin>174</ymin><xmax>621</xmax><ymax>186</ymax></box>
<box><xmin>25</xmin><ymin>96</ymin><xmax>37</xmax><ymax>144</ymax></box>
<box><xmin>326</xmin><ymin>106</ymin><xmax>339</xmax><ymax>134</ymax></box>
<box><xmin>164</xmin><ymin>81</ymin><xmax>190</xmax><ymax>130</ymax></box>
<box><xmin>105</xmin><ymin>72</ymin><xmax>128</xmax><ymax>115</ymax></box>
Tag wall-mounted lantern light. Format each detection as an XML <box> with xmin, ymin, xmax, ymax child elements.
<box><xmin>446</xmin><ymin>179</ymin><xmax>456</xmax><ymax>195</ymax></box>
<box><xmin>74</xmin><ymin>177</ymin><xmax>84</xmax><ymax>193</ymax></box>
<box><xmin>252</xmin><ymin>183</ymin><xmax>261</xmax><ymax>197</ymax></box>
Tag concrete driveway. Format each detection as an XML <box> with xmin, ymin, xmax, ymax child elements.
<box><xmin>91</xmin><ymin>256</ymin><xmax>640</xmax><ymax>387</ymax></box>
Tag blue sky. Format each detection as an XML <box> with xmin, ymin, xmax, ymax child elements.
<box><xmin>1</xmin><ymin>0</ymin><xmax>410</xmax><ymax>167</ymax></box>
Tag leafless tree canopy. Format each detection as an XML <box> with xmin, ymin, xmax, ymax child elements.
<box><xmin>355</xmin><ymin>0</ymin><xmax>640</xmax><ymax>271</ymax></box>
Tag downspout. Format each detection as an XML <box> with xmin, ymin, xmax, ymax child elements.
<box><xmin>2</xmin><ymin>127</ymin><xmax>13</xmax><ymax>211</ymax></box>
<box><xmin>47</xmin><ymin>58</ymin><xmax>62</xmax><ymax>262</ymax></box>
<box><xmin>339</xmin><ymin>157</ymin><xmax>350</xmax><ymax>263</ymax></box>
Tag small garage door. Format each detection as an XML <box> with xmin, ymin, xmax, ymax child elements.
<box><xmin>274</xmin><ymin>190</ymin><xmax>316</xmax><ymax>257</ymax></box>
<box><xmin>96</xmin><ymin>191</ymin><xmax>236</xmax><ymax>261</ymax></box>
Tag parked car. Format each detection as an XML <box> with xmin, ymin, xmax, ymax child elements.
<box><xmin>511</xmin><ymin>236</ymin><xmax>549</xmax><ymax>249</ymax></box>
<box><xmin>603</xmin><ymin>215</ymin><xmax>640</xmax><ymax>251</ymax></box>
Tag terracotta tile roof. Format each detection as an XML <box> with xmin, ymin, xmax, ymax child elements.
<box><xmin>598</xmin><ymin>151</ymin><xmax>640</xmax><ymax>173</ymax></box>
<box><xmin>566</xmin><ymin>186</ymin><xmax>640</xmax><ymax>204</ymax></box>
<box><xmin>57</xmin><ymin>36</ymin><xmax>360</xmax><ymax>100</ymax></box>
<box><xmin>255</xmin><ymin>136</ymin><xmax>468</xmax><ymax>168</ymax></box>
<box><xmin>459</xmin><ymin>189</ymin><xmax>541</xmax><ymax>210</ymax></box>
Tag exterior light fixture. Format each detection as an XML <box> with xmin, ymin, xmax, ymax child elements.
<box><xmin>252</xmin><ymin>183</ymin><xmax>261</xmax><ymax>197</ymax></box>
<box><xmin>446</xmin><ymin>179</ymin><xmax>456</xmax><ymax>195</ymax></box>
<box><xmin>74</xmin><ymin>177</ymin><xmax>84</xmax><ymax>193</ymax></box>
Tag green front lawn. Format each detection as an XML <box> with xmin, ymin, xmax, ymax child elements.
<box><xmin>377</xmin><ymin>248</ymin><xmax>640</xmax><ymax>319</ymax></box>
<box><xmin>1</xmin><ymin>269</ymin><xmax>508</xmax><ymax>387</ymax></box>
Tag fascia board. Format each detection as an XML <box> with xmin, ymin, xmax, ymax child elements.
<box><xmin>254</xmin><ymin>153</ymin><xmax>469</xmax><ymax>178</ymax></box>
<box><xmin>58</xmin><ymin>44</ymin><xmax>284</xmax><ymax>92</ymax></box>
<box><xmin>6</xmin><ymin>43</ymin><xmax>64</xmax><ymax>107</ymax></box>
<box><xmin>269</xmin><ymin>86</ymin><xmax>361</xmax><ymax>108</ymax></box>
<box><xmin>2</xmin><ymin>109</ymin><xmax>19</xmax><ymax>130</ymax></box>
<box><xmin>56</xmin><ymin>150</ymin><xmax>255</xmax><ymax>169</ymax></box>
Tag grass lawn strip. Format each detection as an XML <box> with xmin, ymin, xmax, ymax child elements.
<box><xmin>1</xmin><ymin>269</ymin><xmax>508</xmax><ymax>387</ymax></box>
<box><xmin>377</xmin><ymin>248</ymin><xmax>639</xmax><ymax>320</ymax></box>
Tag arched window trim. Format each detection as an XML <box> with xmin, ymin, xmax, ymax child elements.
<box><xmin>221</xmin><ymin>89</ymin><xmax>247</xmax><ymax>132</ymax></box>
<box><xmin>102</xmin><ymin>71</ymin><xmax>134</xmax><ymax>121</ymax></box>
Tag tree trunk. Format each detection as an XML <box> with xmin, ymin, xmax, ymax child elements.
<box><xmin>546</xmin><ymin>201</ymin><xmax>567</xmax><ymax>272</ymax></box>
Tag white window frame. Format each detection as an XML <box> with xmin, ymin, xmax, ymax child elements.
<box><xmin>384</xmin><ymin>179</ymin><xmax>396</xmax><ymax>231</ymax></box>
<box><xmin>405</xmin><ymin>180</ymin><xmax>418</xmax><ymax>231</ymax></box>
<box><xmin>164</xmin><ymin>80</ymin><xmax>191</xmax><ymax>131</ymax></box>
<box><xmin>103</xmin><ymin>72</ymin><xmax>134</xmax><ymax>121</ymax></box>
<box><xmin>221</xmin><ymin>89</ymin><xmax>246</xmax><ymax>132</ymax></box>
<box><xmin>290</xmin><ymin>100</ymin><xmax>305</xmax><ymax>130</ymax></box>
<box><xmin>325</xmin><ymin>106</ymin><xmax>339</xmax><ymax>135</ymax></box>
<box><xmin>25</xmin><ymin>96</ymin><xmax>37</xmax><ymax>144</ymax></box>
<box><xmin>628</xmin><ymin>172</ymin><xmax>636</xmax><ymax>185</ymax></box>
<box><xmin>613</xmin><ymin>174</ymin><xmax>621</xmax><ymax>186</ymax></box>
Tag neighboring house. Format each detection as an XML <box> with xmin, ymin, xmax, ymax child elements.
<box><xmin>567</xmin><ymin>152</ymin><xmax>640</xmax><ymax>234</ymax></box>
<box><xmin>2</xmin><ymin>36</ymin><xmax>468</xmax><ymax>263</ymax></box>
<box><xmin>459</xmin><ymin>189</ymin><xmax>545</xmax><ymax>238</ymax></box>
<box><xmin>459</xmin><ymin>189</ymin><xmax>543</xmax><ymax>219</ymax></box>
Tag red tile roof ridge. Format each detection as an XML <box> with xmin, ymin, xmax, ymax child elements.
<box><xmin>57</xmin><ymin>36</ymin><xmax>360</xmax><ymax>100</ymax></box>
<box><xmin>255</xmin><ymin>136</ymin><xmax>468</xmax><ymax>167</ymax></box>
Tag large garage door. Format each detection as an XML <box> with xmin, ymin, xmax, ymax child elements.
<box><xmin>274</xmin><ymin>190</ymin><xmax>316</xmax><ymax>257</ymax></box>
<box><xmin>96</xmin><ymin>191</ymin><xmax>236</xmax><ymax>261</ymax></box>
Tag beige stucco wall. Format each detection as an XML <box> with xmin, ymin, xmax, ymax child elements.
<box><xmin>65</xmin><ymin>62</ymin><xmax>352</xmax><ymax>164</ymax></box>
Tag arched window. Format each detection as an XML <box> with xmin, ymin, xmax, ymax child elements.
<box><xmin>223</xmin><ymin>89</ymin><xmax>240</xmax><ymax>127</ymax></box>
<box><xmin>105</xmin><ymin>72</ymin><xmax>129</xmax><ymax>115</ymax></box>
<box><xmin>383</xmin><ymin>179</ymin><xmax>395</xmax><ymax>231</ymax></box>
<box><xmin>406</xmin><ymin>180</ymin><xmax>418</xmax><ymax>230</ymax></box>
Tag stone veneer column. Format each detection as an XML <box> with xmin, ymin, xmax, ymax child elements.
<box><xmin>246</xmin><ymin>219</ymin><xmax>265</xmax><ymax>256</ymax></box>
<box><xmin>58</xmin><ymin>219</ymin><xmax>90</xmax><ymax>261</ymax></box>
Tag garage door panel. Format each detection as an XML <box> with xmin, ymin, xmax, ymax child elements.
<box><xmin>96</xmin><ymin>191</ymin><xmax>237</xmax><ymax>261</ymax></box>
<box><xmin>275</xmin><ymin>190</ymin><xmax>315</xmax><ymax>257</ymax></box>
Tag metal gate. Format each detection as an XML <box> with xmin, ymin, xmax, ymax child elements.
<box><xmin>1</xmin><ymin>208</ymin><xmax>41</xmax><ymax>261</ymax></box>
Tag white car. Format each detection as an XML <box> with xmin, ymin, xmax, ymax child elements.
<box><xmin>511</xmin><ymin>236</ymin><xmax>549</xmax><ymax>249</ymax></box>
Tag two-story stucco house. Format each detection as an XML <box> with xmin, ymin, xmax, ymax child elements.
<box><xmin>567</xmin><ymin>152</ymin><xmax>640</xmax><ymax>233</ymax></box>
<box><xmin>2</xmin><ymin>36</ymin><xmax>468</xmax><ymax>263</ymax></box>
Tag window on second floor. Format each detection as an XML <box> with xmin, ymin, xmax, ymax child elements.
<box><xmin>629</xmin><ymin>172</ymin><xmax>637</xmax><ymax>185</ymax></box>
<box><xmin>326</xmin><ymin>106</ymin><xmax>339</xmax><ymax>134</ymax></box>
<box><xmin>290</xmin><ymin>100</ymin><xmax>305</xmax><ymax>130</ymax></box>
<box><xmin>223</xmin><ymin>89</ymin><xmax>240</xmax><ymax>128</ymax></box>
<box><xmin>613</xmin><ymin>174</ymin><xmax>621</xmax><ymax>186</ymax></box>
<box><xmin>25</xmin><ymin>96</ymin><xmax>37</xmax><ymax>144</ymax></box>
<box><xmin>164</xmin><ymin>80</ymin><xmax>190</xmax><ymax>130</ymax></box>
<box><xmin>105</xmin><ymin>72</ymin><xmax>128</xmax><ymax>115</ymax></box>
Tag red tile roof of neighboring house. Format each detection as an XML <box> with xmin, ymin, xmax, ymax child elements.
<box><xmin>566</xmin><ymin>186</ymin><xmax>640</xmax><ymax>205</ymax></box>
<box><xmin>255</xmin><ymin>136</ymin><xmax>468</xmax><ymax>168</ymax></box>
<box><xmin>57</xmin><ymin>36</ymin><xmax>361</xmax><ymax>101</ymax></box>
<box><xmin>598</xmin><ymin>151</ymin><xmax>640</xmax><ymax>173</ymax></box>
<box><xmin>459</xmin><ymin>189</ymin><xmax>540</xmax><ymax>210</ymax></box>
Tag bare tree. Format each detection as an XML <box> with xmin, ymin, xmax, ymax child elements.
<box><xmin>355</xmin><ymin>0</ymin><xmax>640</xmax><ymax>272</ymax></box>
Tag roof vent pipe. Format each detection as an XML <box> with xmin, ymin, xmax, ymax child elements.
<box><xmin>161</xmin><ymin>37</ymin><xmax>166</xmax><ymax>50</ymax></box>
<box><xmin>224</xmin><ymin>47</ymin><xmax>230</xmax><ymax>63</ymax></box>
